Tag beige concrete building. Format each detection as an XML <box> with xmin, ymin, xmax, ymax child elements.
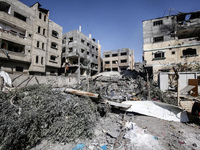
<box><xmin>0</xmin><ymin>0</ymin><xmax>62</xmax><ymax>75</ymax></box>
<box><xmin>62</xmin><ymin>29</ymin><xmax>101</xmax><ymax>76</ymax></box>
<box><xmin>103</xmin><ymin>48</ymin><xmax>134</xmax><ymax>72</ymax></box>
<box><xmin>143</xmin><ymin>11</ymin><xmax>200</xmax><ymax>81</ymax></box>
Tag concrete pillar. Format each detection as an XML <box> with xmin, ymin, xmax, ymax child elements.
<box><xmin>89</xmin><ymin>33</ymin><xmax>91</xmax><ymax>39</ymax></box>
<box><xmin>79</xmin><ymin>25</ymin><xmax>81</xmax><ymax>32</ymax></box>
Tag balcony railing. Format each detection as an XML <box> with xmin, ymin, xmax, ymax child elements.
<box><xmin>0</xmin><ymin>28</ymin><xmax>25</xmax><ymax>39</ymax></box>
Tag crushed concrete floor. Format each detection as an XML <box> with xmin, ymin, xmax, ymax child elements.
<box><xmin>0</xmin><ymin>71</ymin><xmax>200</xmax><ymax>150</ymax></box>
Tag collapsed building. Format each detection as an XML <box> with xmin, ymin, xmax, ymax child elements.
<box><xmin>143</xmin><ymin>10</ymin><xmax>200</xmax><ymax>81</ymax></box>
<box><xmin>103</xmin><ymin>48</ymin><xmax>134</xmax><ymax>72</ymax></box>
<box><xmin>0</xmin><ymin>0</ymin><xmax>63</xmax><ymax>75</ymax></box>
<box><xmin>61</xmin><ymin>28</ymin><xmax>101</xmax><ymax>76</ymax></box>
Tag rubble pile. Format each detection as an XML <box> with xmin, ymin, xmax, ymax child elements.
<box><xmin>0</xmin><ymin>85</ymin><xmax>100</xmax><ymax>150</ymax></box>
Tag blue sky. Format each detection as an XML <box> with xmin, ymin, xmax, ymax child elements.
<box><xmin>19</xmin><ymin>0</ymin><xmax>200</xmax><ymax>62</ymax></box>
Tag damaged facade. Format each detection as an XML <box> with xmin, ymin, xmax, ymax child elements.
<box><xmin>62</xmin><ymin>29</ymin><xmax>101</xmax><ymax>76</ymax></box>
<box><xmin>0</xmin><ymin>0</ymin><xmax>63</xmax><ymax>75</ymax></box>
<box><xmin>143</xmin><ymin>11</ymin><xmax>200</xmax><ymax>81</ymax></box>
<box><xmin>103</xmin><ymin>48</ymin><xmax>134</xmax><ymax>72</ymax></box>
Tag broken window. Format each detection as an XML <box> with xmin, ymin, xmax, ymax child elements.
<box><xmin>105</xmin><ymin>54</ymin><xmax>110</xmax><ymax>57</ymax></box>
<box><xmin>50</xmin><ymin>55</ymin><xmax>56</xmax><ymax>61</ymax></box>
<box><xmin>153</xmin><ymin>20</ymin><xmax>163</xmax><ymax>26</ymax></box>
<box><xmin>36</xmin><ymin>56</ymin><xmax>39</xmax><ymax>63</ymax></box>
<box><xmin>121</xmin><ymin>52</ymin><xmax>127</xmax><ymax>56</ymax></box>
<box><xmin>39</xmin><ymin>12</ymin><xmax>42</xmax><ymax>19</ymax></box>
<box><xmin>16</xmin><ymin>66</ymin><xmax>23</xmax><ymax>72</ymax></box>
<box><xmin>105</xmin><ymin>61</ymin><xmax>110</xmax><ymax>64</ymax></box>
<box><xmin>52</xmin><ymin>30</ymin><xmax>58</xmax><ymax>38</ymax></box>
<box><xmin>1</xmin><ymin>39</ymin><xmax>25</xmax><ymax>53</ymax></box>
<box><xmin>182</xmin><ymin>48</ymin><xmax>197</xmax><ymax>56</ymax></box>
<box><xmin>0</xmin><ymin>2</ymin><xmax>11</xmax><ymax>13</ymax></box>
<box><xmin>153</xmin><ymin>51</ymin><xmax>165</xmax><ymax>59</ymax></box>
<box><xmin>68</xmin><ymin>47</ymin><xmax>73</xmax><ymax>52</ymax></box>
<box><xmin>153</xmin><ymin>36</ymin><xmax>164</xmax><ymax>43</ymax></box>
<box><xmin>43</xmin><ymin>29</ymin><xmax>45</xmax><ymax>36</ymax></box>
<box><xmin>62</xmin><ymin>47</ymin><xmax>66</xmax><ymax>53</ymax></box>
<box><xmin>81</xmin><ymin>39</ymin><xmax>85</xmax><ymax>43</ymax></box>
<box><xmin>14</xmin><ymin>12</ymin><xmax>26</xmax><ymax>22</ymax></box>
<box><xmin>37</xmin><ymin>41</ymin><xmax>39</xmax><ymax>48</ymax></box>
<box><xmin>172</xmin><ymin>51</ymin><xmax>175</xmax><ymax>55</ymax></box>
<box><xmin>81</xmin><ymin>49</ymin><xmax>85</xmax><ymax>53</ymax></box>
<box><xmin>69</xmin><ymin>37</ymin><xmax>73</xmax><ymax>43</ymax></box>
<box><xmin>51</xmin><ymin>42</ymin><xmax>58</xmax><ymax>50</ymax></box>
<box><xmin>121</xmin><ymin>59</ymin><xmax>127</xmax><ymax>63</ymax></box>
<box><xmin>41</xmin><ymin>57</ymin><xmax>43</xmax><ymax>65</ymax></box>
<box><xmin>38</xmin><ymin>26</ymin><xmax>41</xmax><ymax>33</ymax></box>
<box><xmin>87</xmin><ymin>43</ymin><xmax>90</xmax><ymax>47</ymax></box>
<box><xmin>112</xmin><ymin>53</ymin><xmax>118</xmax><ymax>57</ymax></box>
<box><xmin>112</xmin><ymin>60</ymin><xmax>118</xmax><ymax>64</ymax></box>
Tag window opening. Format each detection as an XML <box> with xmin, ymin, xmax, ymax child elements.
<box><xmin>14</xmin><ymin>12</ymin><xmax>26</xmax><ymax>22</ymax></box>
<box><xmin>16</xmin><ymin>66</ymin><xmax>23</xmax><ymax>72</ymax></box>
<box><xmin>121</xmin><ymin>52</ymin><xmax>127</xmax><ymax>56</ymax></box>
<box><xmin>41</xmin><ymin>57</ymin><xmax>43</xmax><ymax>64</ymax></box>
<box><xmin>153</xmin><ymin>36</ymin><xmax>164</xmax><ymax>42</ymax></box>
<box><xmin>81</xmin><ymin>49</ymin><xmax>85</xmax><ymax>53</ymax></box>
<box><xmin>36</xmin><ymin>56</ymin><xmax>39</xmax><ymax>63</ymax></box>
<box><xmin>153</xmin><ymin>20</ymin><xmax>163</xmax><ymax>26</ymax></box>
<box><xmin>182</xmin><ymin>48</ymin><xmax>196</xmax><ymax>56</ymax></box>
<box><xmin>69</xmin><ymin>37</ymin><xmax>73</xmax><ymax>43</ymax></box>
<box><xmin>43</xmin><ymin>29</ymin><xmax>45</xmax><ymax>35</ymax></box>
<box><xmin>39</xmin><ymin>12</ymin><xmax>42</xmax><ymax>19</ymax></box>
<box><xmin>52</xmin><ymin>30</ymin><xmax>58</xmax><ymax>38</ymax></box>
<box><xmin>121</xmin><ymin>59</ymin><xmax>127</xmax><ymax>63</ymax></box>
<box><xmin>105</xmin><ymin>54</ymin><xmax>110</xmax><ymax>58</ymax></box>
<box><xmin>105</xmin><ymin>61</ymin><xmax>110</xmax><ymax>64</ymax></box>
<box><xmin>50</xmin><ymin>55</ymin><xmax>56</xmax><ymax>61</ymax></box>
<box><xmin>38</xmin><ymin>26</ymin><xmax>41</xmax><ymax>33</ymax></box>
<box><xmin>37</xmin><ymin>41</ymin><xmax>39</xmax><ymax>48</ymax></box>
<box><xmin>172</xmin><ymin>51</ymin><xmax>175</xmax><ymax>55</ymax></box>
<box><xmin>112</xmin><ymin>53</ymin><xmax>118</xmax><ymax>57</ymax></box>
<box><xmin>68</xmin><ymin>47</ymin><xmax>73</xmax><ymax>52</ymax></box>
<box><xmin>51</xmin><ymin>42</ymin><xmax>57</xmax><ymax>50</ymax></box>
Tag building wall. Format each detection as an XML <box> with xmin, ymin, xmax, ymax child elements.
<box><xmin>0</xmin><ymin>0</ymin><xmax>62</xmax><ymax>75</ymax></box>
<box><xmin>103</xmin><ymin>48</ymin><xmax>134</xmax><ymax>72</ymax></box>
<box><xmin>143</xmin><ymin>12</ymin><xmax>200</xmax><ymax>81</ymax></box>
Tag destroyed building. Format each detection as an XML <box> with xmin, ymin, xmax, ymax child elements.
<box><xmin>62</xmin><ymin>28</ymin><xmax>101</xmax><ymax>76</ymax></box>
<box><xmin>143</xmin><ymin>11</ymin><xmax>200</xmax><ymax>81</ymax></box>
<box><xmin>0</xmin><ymin>0</ymin><xmax>63</xmax><ymax>75</ymax></box>
<box><xmin>103</xmin><ymin>48</ymin><xmax>134</xmax><ymax>72</ymax></box>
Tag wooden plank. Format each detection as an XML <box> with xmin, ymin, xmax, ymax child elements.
<box><xmin>103</xmin><ymin>100</ymin><xmax>132</xmax><ymax>109</ymax></box>
<box><xmin>64</xmin><ymin>88</ymin><xmax>99</xmax><ymax>99</ymax></box>
<box><xmin>180</xmin><ymin>85</ymin><xmax>195</xmax><ymax>94</ymax></box>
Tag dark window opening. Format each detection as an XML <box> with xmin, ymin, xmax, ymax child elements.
<box><xmin>87</xmin><ymin>51</ymin><xmax>89</xmax><ymax>55</ymax></box>
<box><xmin>51</xmin><ymin>42</ymin><xmax>58</xmax><ymax>50</ymax></box>
<box><xmin>154</xmin><ymin>52</ymin><xmax>165</xmax><ymax>59</ymax></box>
<box><xmin>105</xmin><ymin>61</ymin><xmax>110</xmax><ymax>64</ymax></box>
<box><xmin>81</xmin><ymin>49</ymin><xmax>85</xmax><ymax>53</ymax></box>
<box><xmin>10</xmin><ymin>30</ymin><xmax>17</xmax><ymax>36</ymax></box>
<box><xmin>14</xmin><ymin>12</ymin><xmax>26</xmax><ymax>22</ymax></box>
<box><xmin>43</xmin><ymin>29</ymin><xmax>45</xmax><ymax>35</ymax></box>
<box><xmin>112</xmin><ymin>68</ymin><xmax>118</xmax><ymax>71</ymax></box>
<box><xmin>68</xmin><ymin>47</ymin><xmax>73</xmax><ymax>52</ymax></box>
<box><xmin>36</xmin><ymin>56</ymin><xmax>39</xmax><ymax>63</ymax></box>
<box><xmin>16</xmin><ymin>66</ymin><xmax>23</xmax><ymax>72</ymax></box>
<box><xmin>62</xmin><ymin>47</ymin><xmax>66</xmax><ymax>53</ymax></box>
<box><xmin>0</xmin><ymin>2</ymin><xmax>10</xmax><ymax>13</ymax></box>
<box><xmin>96</xmin><ymin>48</ymin><xmax>98</xmax><ymax>51</ymax></box>
<box><xmin>50</xmin><ymin>55</ymin><xmax>56</xmax><ymax>61</ymax></box>
<box><xmin>69</xmin><ymin>37</ymin><xmax>73</xmax><ymax>43</ymax></box>
<box><xmin>44</xmin><ymin>15</ymin><xmax>46</xmax><ymax>21</ymax></box>
<box><xmin>121</xmin><ymin>59</ymin><xmax>127</xmax><ymax>63</ymax></box>
<box><xmin>153</xmin><ymin>36</ymin><xmax>164</xmax><ymax>43</ymax></box>
<box><xmin>92</xmin><ymin>54</ymin><xmax>94</xmax><ymax>57</ymax></box>
<box><xmin>112</xmin><ymin>53</ymin><xmax>118</xmax><ymax>57</ymax></box>
<box><xmin>121</xmin><ymin>52</ymin><xmax>127</xmax><ymax>56</ymax></box>
<box><xmin>112</xmin><ymin>60</ymin><xmax>118</xmax><ymax>64</ymax></box>
<box><xmin>41</xmin><ymin>57</ymin><xmax>43</xmax><ymax>65</ymax></box>
<box><xmin>96</xmin><ymin>56</ymin><xmax>98</xmax><ymax>59</ymax></box>
<box><xmin>37</xmin><ymin>41</ymin><xmax>39</xmax><ymax>48</ymax></box>
<box><xmin>87</xmin><ymin>43</ymin><xmax>90</xmax><ymax>47</ymax></box>
<box><xmin>92</xmin><ymin>45</ymin><xmax>94</xmax><ymax>49</ymax></box>
<box><xmin>153</xmin><ymin>20</ymin><xmax>163</xmax><ymax>26</ymax></box>
<box><xmin>39</xmin><ymin>12</ymin><xmax>42</xmax><ymax>19</ymax></box>
<box><xmin>105</xmin><ymin>54</ymin><xmax>110</xmax><ymax>57</ymax></box>
<box><xmin>182</xmin><ymin>48</ymin><xmax>197</xmax><ymax>56</ymax></box>
<box><xmin>42</xmin><ymin>43</ymin><xmax>44</xmax><ymax>49</ymax></box>
<box><xmin>172</xmin><ymin>51</ymin><xmax>175</xmax><ymax>55</ymax></box>
<box><xmin>81</xmin><ymin>39</ymin><xmax>85</xmax><ymax>43</ymax></box>
<box><xmin>1</xmin><ymin>39</ymin><xmax>25</xmax><ymax>53</ymax></box>
<box><xmin>105</xmin><ymin>68</ymin><xmax>111</xmax><ymax>71</ymax></box>
<box><xmin>38</xmin><ymin>26</ymin><xmax>41</xmax><ymax>33</ymax></box>
<box><xmin>52</xmin><ymin>30</ymin><xmax>58</xmax><ymax>38</ymax></box>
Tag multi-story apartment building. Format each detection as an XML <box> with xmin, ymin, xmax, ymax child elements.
<box><xmin>62</xmin><ymin>29</ymin><xmax>101</xmax><ymax>76</ymax></box>
<box><xmin>143</xmin><ymin>11</ymin><xmax>200</xmax><ymax>81</ymax></box>
<box><xmin>0</xmin><ymin>0</ymin><xmax>62</xmax><ymax>75</ymax></box>
<box><xmin>103</xmin><ymin>48</ymin><xmax>134</xmax><ymax>72</ymax></box>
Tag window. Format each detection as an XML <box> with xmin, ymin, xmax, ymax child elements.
<box><xmin>51</xmin><ymin>42</ymin><xmax>58</xmax><ymax>50</ymax></box>
<box><xmin>153</xmin><ymin>36</ymin><xmax>164</xmax><ymax>43</ymax></box>
<box><xmin>92</xmin><ymin>46</ymin><xmax>94</xmax><ymax>49</ymax></box>
<box><xmin>96</xmin><ymin>56</ymin><xmax>98</xmax><ymax>59</ymax></box>
<box><xmin>81</xmin><ymin>39</ymin><xmax>85</xmax><ymax>43</ymax></box>
<box><xmin>113</xmin><ymin>68</ymin><xmax>118</xmax><ymax>71</ymax></box>
<box><xmin>81</xmin><ymin>49</ymin><xmax>85</xmax><ymax>53</ymax></box>
<box><xmin>69</xmin><ymin>47</ymin><xmax>73</xmax><ymax>52</ymax></box>
<box><xmin>121</xmin><ymin>59</ymin><xmax>127</xmax><ymax>63</ymax></box>
<box><xmin>38</xmin><ymin>26</ymin><xmax>41</xmax><ymax>33</ymax></box>
<box><xmin>112</xmin><ymin>60</ymin><xmax>118</xmax><ymax>64</ymax></box>
<box><xmin>105</xmin><ymin>61</ymin><xmax>110</xmax><ymax>64</ymax></box>
<box><xmin>92</xmin><ymin>54</ymin><xmax>94</xmax><ymax>57</ymax></box>
<box><xmin>96</xmin><ymin>48</ymin><xmax>98</xmax><ymax>51</ymax></box>
<box><xmin>39</xmin><ymin>12</ymin><xmax>42</xmax><ymax>19</ymax></box>
<box><xmin>16</xmin><ymin>66</ymin><xmax>23</xmax><ymax>72</ymax></box>
<box><xmin>41</xmin><ymin>57</ymin><xmax>43</xmax><ymax>65</ymax></box>
<box><xmin>42</xmin><ymin>43</ymin><xmax>44</xmax><ymax>49</ymax></box>
<box><xmin>37</xmin><ymin>41</ymin><xmax>39</xmax><ymax>48</ymax></box>
<box><xmin>44</xmin><ymin>15</ymin><xmax>46</xmax><ymax>21</ymax></box>
<box><xmin>105</xmin><ymin>54</ymin><xmax>110</xmax><ymax>58</ymax></box>
<box><xmin>121</xmin><ymin>52</ymin><xmax>127</xmax><ymax>56</ymax></box>
<box><xmin>112</xmin><ymin>53</ymin><xmax>118</xmax><ymax>57</ymax></box>
<box><xmin>14</xmin><ymin>12</ymin><xmax>26</xmax><ymax>22</ymax></box>
<box><xmin>43</xmin><ymin>29</ymin><xmax>45</xmax><ymax>36</ymax></box>
<box><xmin>52</xmin><ymin>30</ymin><xmax>58</xmax><ymax>38</ymax></box>
<box><xmin>153</xmin><ymin>20</ymin><xmax>163</xmax><ymax>26</ymax></box>
<box><xmin>172</xmin><ymin>51</ymin><xmax>175</xmax><ymax>55</ymax></box>
<box><xmin>69</xmin><ymin>37</ymin><xmax>73</xmax><ymax>43</ymax></box>
<box><xmin>153</xmin><ymin>51</ymin><xmax>165</xmax><ymax>60</ymax></box>
<box><xmin>182</xmin><ymin>48</ymin><xmax>197</xmax><ymax>57</ymax></box>
<box><xmin>50</xmin><ymin>55</ymin><xmax>56</xmax><ymax>61</ymax></box>
<box><xmin>36</xmin><ymin>56</ymin><xmax>39</xmax><ymax>63</ymax></box>
<box><xmin>87</xmin><ymin>51</ymin><xmax>89</xmax><ymax>55</ymax></box>
<box><xmin>87</xmin><ymin>43</ymin><xmax>90</xmax><ymax>47</ymax></box>
<box><xmin>62</xmin><ymin>47</ymin><xmax>66</xmax><ymax>53</ymax></box>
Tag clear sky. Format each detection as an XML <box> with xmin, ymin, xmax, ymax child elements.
<box><xmin>19</xmin><ymin>0</ymin><xmax>200</xmax><ymax>62</ymax></box>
